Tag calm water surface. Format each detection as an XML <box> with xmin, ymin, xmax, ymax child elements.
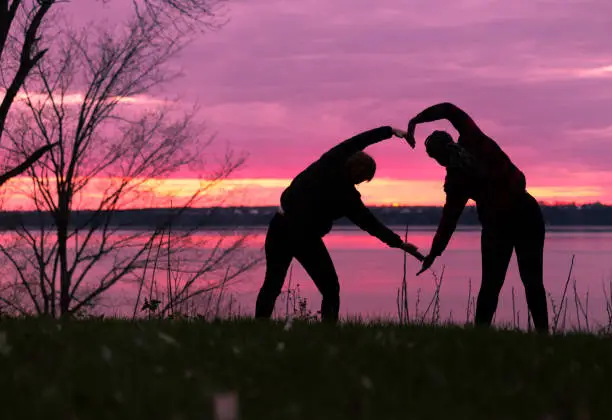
<box><xmin>3</xmin><ymin>227</ymin><xmax>612</xmax><ymax>329</ymax></box>
<box><xmin>226</xmin><ymin>227</ymin><xmax>612</xmax><ymax>329</ymax></box>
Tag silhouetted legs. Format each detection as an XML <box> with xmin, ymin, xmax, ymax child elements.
<box><xmin>515</xmin><ymin>194</ymin><xmax>548</xmax><ymax>333</ymax></box>
<box><xmin>476</xmin><ymin>227</ymin><xmax>514</xmax><ymax>327</ymax></box>
<box><xmin>255</xmin><ymin>214</ymin><xmax>293</xmax><ymax>319</ymax></box>
<box><xmin>255</xmin><ymin>213</ymin><xmax>340</xmax><ymax>322</ymax></box>
<box><xmin>291</xmin><ymin>236</ymin><xmax>340</xmax><ymax>322</ymax></box>
<box><xmin>475</xmin><ymin>192</ymin><xmax>549</xmax><ymax>333</ymax></box>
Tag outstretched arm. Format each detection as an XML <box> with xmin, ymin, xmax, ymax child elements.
<box><xmin>416</xmin><ymin>191</ymin><xmax>468</xmax><ymax>275</ymax></box>
<box><xmin>345</xmin><ymin>198</ymin><xmax>424</xmax><ymax>261</ymax></box>
<box><xmin>0</xmin><ymin>142</ymin><xmax>58</xmax><ymax>187</ymax></box>
<box><xmin>407</xmin><ymin>102</ymin><xmax>483</xmax><ymax>140</ymax></box>
<box><xmin>345</xmin><ymin>198</ymin><xmax>404</xmax><ymax>248</ymax></box>
<box><xmin>428</xmin><ymin>193</ymin><xmax>469</xmax><ymax>257</ymax></box>
<box><xmin>320</xmin><ymin>126</ymin><xmax>408</xmax><ymax>167</ymax></box>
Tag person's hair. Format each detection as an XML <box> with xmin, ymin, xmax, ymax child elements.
<box><xmin>425</xmin><ymin>130</ymin><xmax>478</xmax><ymax>171</ymax></box>
<box><xmin>345</xmin><ymin>151</ymin><xmax>376</xmax><ymax>182</ymax></box>
<box><xmin>425</xmin><ymin>130</ymin><xmax>454</xmax><ymax>157</ymax></box>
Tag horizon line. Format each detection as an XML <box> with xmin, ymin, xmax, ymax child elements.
<box><xmin>2</xmin><ymin>201</ymin><xmax>611</xmax><ymax>212</ymax></box>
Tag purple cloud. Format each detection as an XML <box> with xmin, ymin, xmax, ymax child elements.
<box><xmin>54</xmin><ymin>0</ymin><xmax>612</xmax><ymax>201</ymax></box>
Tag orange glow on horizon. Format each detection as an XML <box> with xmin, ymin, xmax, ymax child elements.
<box><xmin>0</xmin><ymin>176</ymin><xmax>608</xmax><ymax>210</ymax></box>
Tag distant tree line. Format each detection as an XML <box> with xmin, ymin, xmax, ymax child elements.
<box><xmin>2</xmin><ymin>203</ymin><xmax>612</xmax><ymax>230</ymax></box>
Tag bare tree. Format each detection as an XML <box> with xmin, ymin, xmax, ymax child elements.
<box><xmin>0</xmin><ymin>1</ymin><xmax>61</xmax><ymax>194</ymax></box>
<box><xmin>0</xmin><ymin>0</ymin><xmax>226</xmax><ymax>186</ymax></box>
<box><xmin>0</xmin><ymin>1</ymin><xmax>261</xmax><ymax>318</ymax></box>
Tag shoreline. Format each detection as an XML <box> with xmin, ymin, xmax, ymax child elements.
<box><xmin>157</xmin><ymin>225</ymin><xmax>612</xmax><ymax>232</ymax></box>
<box><xmin>2</xmin><ymin>225</ymin><xmax>611</xmax><ymax>232</ymax></box>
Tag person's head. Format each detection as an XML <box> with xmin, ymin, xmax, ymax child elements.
<box><xmin>424</xmin><ymin>130</ymin><xmax>454</xmax><ymax>167</ymax></box>
<box><xmin>345</xmin><ymin>151</ymin><xmax>376</xmax><ymax>184</ymax></box>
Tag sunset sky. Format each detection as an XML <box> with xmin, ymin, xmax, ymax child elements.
<box><xmin>6</xmin><ymin>0</ymin><xmax>612</xmax><ymax>208</ymax></box>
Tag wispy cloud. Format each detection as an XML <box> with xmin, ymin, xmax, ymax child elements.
<box><xmin>0</xmin><ymin>90</ymin><xmax>168</xmax><ymax>108</ymax></box>
<box><xmin>6</xmin><ymin>0</ymin><xmax>611</xmax><ymax>206</ymax></box>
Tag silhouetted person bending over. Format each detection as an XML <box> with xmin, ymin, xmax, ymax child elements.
<box><xmin>255</xmin><ymin>126</ymin><xmax>424</xmax><ymax>322</ymax></box>
<box><xmin>407</xmin><ymin>103</ymin><xmax>549</xmax><ymax>334</ymax></box>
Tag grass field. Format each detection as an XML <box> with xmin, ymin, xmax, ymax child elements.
<box><xmin>0</xmin><ymin>318</ymin><xmax>611</xmax><ymax>420</ymax></box>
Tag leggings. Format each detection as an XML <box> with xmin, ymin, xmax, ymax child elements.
<box><xmin>475</xmin><ymin>192</ymin><xmax>549</xmax><ymax>333</ymax></box>
<box><xmin>255</xmin><ymin>212</ymin><xmax>340</xmax><ymax>322</ymax></box>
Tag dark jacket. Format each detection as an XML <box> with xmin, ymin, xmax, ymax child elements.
<box><xmin>429</xmin><ymin>111</ymin><xmax>527</xmax><ymax>257</ymax></box>
<box><xmin>280</xmin><ymin>126</ymin><xmax>404</xmax><ymax>248</ymax></box>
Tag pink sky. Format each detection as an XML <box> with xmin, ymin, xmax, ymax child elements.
<box><xmin>7</xmin><ymin>0</ymin><xmax>612</xmax><ymax>208</ymax></box>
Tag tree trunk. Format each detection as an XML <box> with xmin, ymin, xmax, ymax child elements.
<box><xmin>57</xmin><ymin>194</ymin><xmax>71</xmax><ymax>318</ymax></box>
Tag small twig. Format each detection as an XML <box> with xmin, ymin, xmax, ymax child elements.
<box><xmin>465</xmin><ymin>278</ymin><xmax>473</xmax><ymax>325</ymax></box>
<box><xmin>414</xmin><ymin>289</ymin><xmax>421</xmax><ymax>321</ymax></box>
<box><xmin>527</xmin><ymin>308</ymin><xmax>533</xmax><ymax>333</ymax></box>
<box><xmin>512</xmin><ymin>286</ymin><xmax>517</xmax><ymax>329</ymax></box>
<box><xmin>552</xmin><ymin>254</ymin><xmax>575</xmax><ymax>333</ymax></box>
<box><xmin>573</xmin><ymin>279</ymin><xmax>581</xmax><ymax>332</ymax></box>
<box><xmin>397</xmin><ymin>224</ymin><xmax>410</xmax><ymax>324</ymax></box>
<box><xmin>420</xmin><ymin>266</ymin><xmax>444</xmax><ymax>324</ymax></box>
<box><xmin>285</xmin><ymin>263</ymin><xmax>293</xmax><ymax>320</ymax></box>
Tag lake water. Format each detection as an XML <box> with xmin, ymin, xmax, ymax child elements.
<box><xmin>223</xmin><ymin>227</ymin><xmax>612</xmax><ymax>330</ymax></box>
<box><xmin>2</xmin><ymin>227</ymin><xmax>612</xmax><ymax>331</ymax></box>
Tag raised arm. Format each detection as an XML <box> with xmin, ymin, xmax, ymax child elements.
<box><xmin>319</xmin><ymin>126</ymin><xmax>407</xmax><ymax>167</ymax></box>
<box><xmin>407</xmin><ymin>102</ymin><xmax>483</xmax><ymax>140</ymax></box>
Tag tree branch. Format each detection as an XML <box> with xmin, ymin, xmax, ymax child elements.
<box><xmin>0</xmin><ymin>0</ymin><xmax>54</xmax><ymax>141</ymax></box>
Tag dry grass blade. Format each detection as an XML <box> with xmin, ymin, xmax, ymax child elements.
<box><xmin>552</xmin><ymin>255</ymin><xmax>575</xmax><ymax>333</ymax></box>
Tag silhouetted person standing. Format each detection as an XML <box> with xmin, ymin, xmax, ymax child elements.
<box><xmin>407</xmin><ymin>103</ymin><xmax>549</xmax><ymax>334</ymax></box>
<box><xmin>255</xmin><ymin>126</ymin><xmax>424</xmax><ymax>322</ymax></box>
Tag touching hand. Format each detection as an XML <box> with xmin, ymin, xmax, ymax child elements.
<box><xmin>405</xmin><ymin>120</ymin><xmax>416</xmax><ymax>148</ymax></box>
<box><xmin>416</xmin><ymin>253</ymin><xmax>436</xmax><ymax>276</ymax></box>
<box><xmin>400</xmin><ymin>242</ymin><xmax>425</xmax><ymax>262</ymax></box>
<box><xmin>391</xmin><ymin>127</ymin><xmax>408</xmax><ymax>139</ymax></box>
<box><xmin>405</xmin><ymin>134</ymin><xmax>416</xmax><ymax>149</ymax></box>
